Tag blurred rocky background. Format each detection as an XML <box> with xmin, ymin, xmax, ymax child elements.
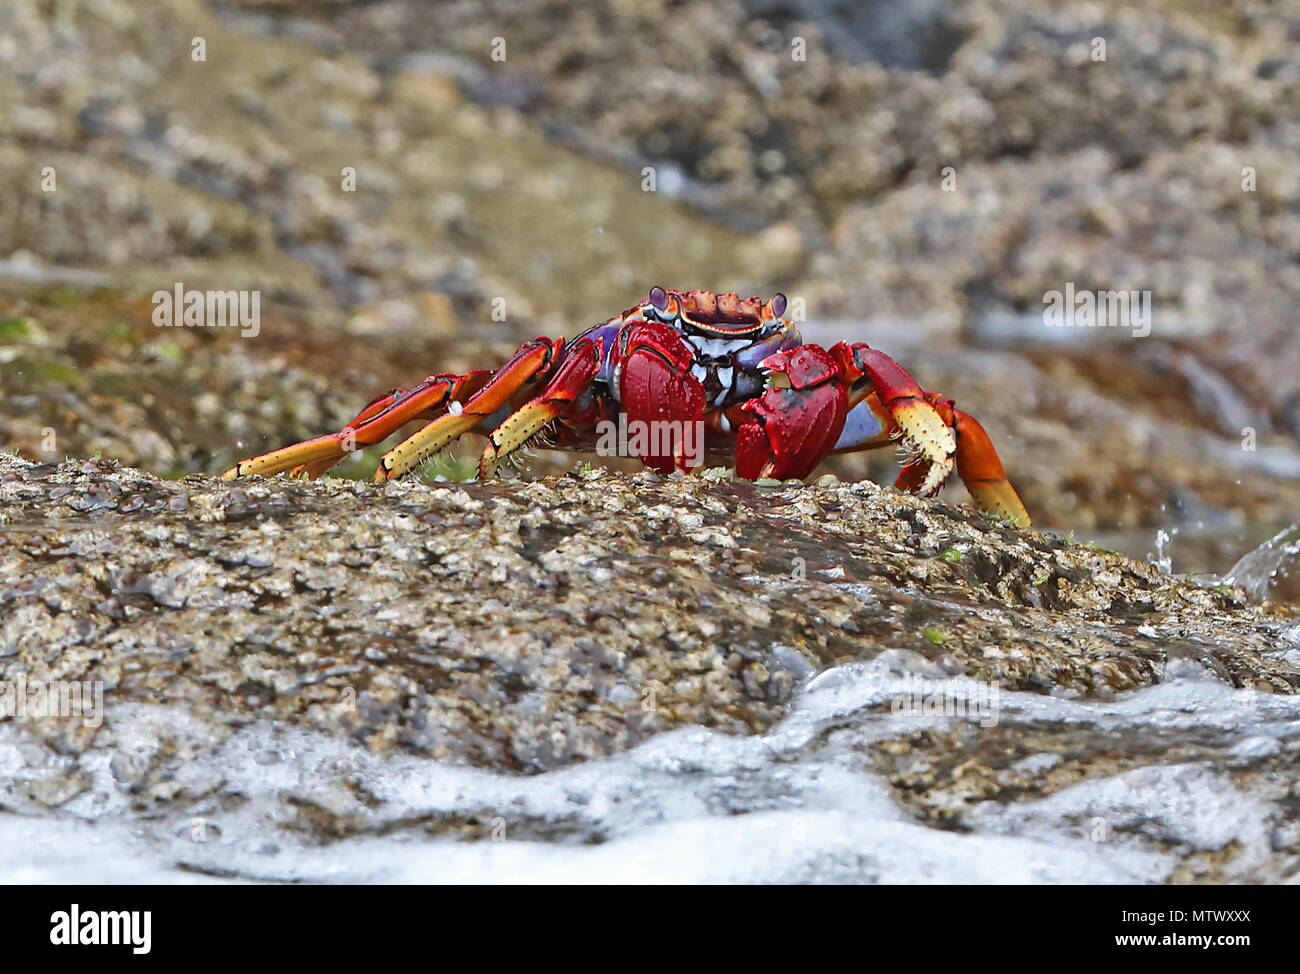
<box><xmin>1</xmin><ymin>0</ymin><xmax>1298</xmax><ymax>595</ymax></box>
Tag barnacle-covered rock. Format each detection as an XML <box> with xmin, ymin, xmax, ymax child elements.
<box><xmin>2</xmin><ymin>454</ymin><xmax>1298</xmax><ymax>880</ymax></box>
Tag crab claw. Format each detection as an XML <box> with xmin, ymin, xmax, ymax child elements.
<box><xmin>832</xmin><ymin>342</ymin><xmax>956</xmax><ymax>496</ymax></box>
<box><xmin>619</xmin><ymin>318</ymin><xmax>707</xmax><ymax>473</ymax></box>
<box><xmin>735</xmin><ymin>345</ymin><xmax>849</xmax><ymax>480</ymax></box>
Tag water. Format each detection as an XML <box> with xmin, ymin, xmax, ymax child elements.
<box><xmin>1150</xmin><ymin>527</ymin><xmax>1176</xmax><ymax>575</ymax></box>
<box><xmin>1223</xmin><ymin>524</ymin><xmax>1300</xmax><ymax>603</ymax></box>
<box><xmin>1093</xmin><ymin>521</ymin><xmax>1300</xmax><ymax>605</ymax></box>
<box><xmin>3</xmin><ymin>653</ymin><xmax>1297</xmax><ymax>884</ymax></box>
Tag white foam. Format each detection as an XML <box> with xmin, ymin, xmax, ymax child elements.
<box><xmin>3</xmin><ymin>653</ymin><xmax>1297</xmax><ymax>884</ymax></box>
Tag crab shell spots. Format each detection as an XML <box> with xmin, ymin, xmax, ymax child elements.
<box><xmin>681</xmin><ymin>288</ymin><xmax>759</xmax><ymax>318</ymax></box>
<box><xmin>677</xmin><ymin>290</ymin><xmax>767</xmax><ymax>327</ymax></box>
<box><xmin>681</xmin><ymin>290</ymin><xmax>717</xmax><ymax>317</ymax></box>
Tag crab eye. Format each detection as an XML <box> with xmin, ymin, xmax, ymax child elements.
<box><xmin>769</xmin><ymin>292</ymin><xmax>787</xmax><ymax>319</ymax></box>
<box><xmin>648</xmin><ymin>285</ymin><xmax>670</xmax><ymax>312</ymax></box>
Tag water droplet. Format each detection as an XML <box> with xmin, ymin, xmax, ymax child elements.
<box><xmin>1223</xmin><ymin>524</ymin><xmax>1300</xmax><ymax>601</ymax></box>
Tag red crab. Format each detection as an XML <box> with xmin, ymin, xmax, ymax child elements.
<box><xmin>222</xmin><ymin>287</ymin><xmax>1031</xmax><ymax>525</ymax></box>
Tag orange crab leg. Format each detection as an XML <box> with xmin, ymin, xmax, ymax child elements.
<box><xmin>943</xmin><ymin>404</ymin><xmax>1031</xmax><ymax>526</ymax></box>
<box><xmin>374</xmin><ymin>338</ymin><xmax>562</xmax><ymax>481</ymax></box>
<box><xmin>477</xmin><ymin>338</ymin><xmax>601</xmax><ymax>478</ymax></box>
<box><xmin>287</xmin><ymin>387</ymin><xmax>414</xmax><ymax>481</ymax></box>
<box><xmin>293</xmin><ymin>371</ymin><xmax>494</xmax><ymax>479</ymax></box>
<box><xmin>220</xmin><ymin>371</ymin><xmax>492</xmax><ymax>481</ymax></box>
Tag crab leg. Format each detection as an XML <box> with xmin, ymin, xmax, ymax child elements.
<box><xmin>738</xmin><ymin>341</ymin><xmax>1030</xmax><ymax>525</ymax></box>
<box><xmin>373</xmin><ymin>338</ymin><xmax>562</xmax><ymax>481</ymax></box>
<box><xmin>831</xmin><ymin>343</ymin><xmax>958</xmax><ymax>497</ymax></box>
<box><xmin>478</xmin><ymin>339</ymin><xmax>601</xmax><ymax>478</ymax></box>
<box><xmin>221</xmin><ymin>371</ymin><xmax>492</xmax><ymax>480</ymax></box>
<box><xmin>289</xmin><ymin>388</ymin><xmax>417</xmax><ymax>479</ymax></box>
<box><xmin>828</xmin><ymin>345</ymin><xmax>1031</xmax><ymax>525</ymax></box>
<box><xmin>285</xmin><ymin>388</ymin><xmax>414</xmax><ymax>481</ymax></box>
<box><xmin>934</xmin><ymin>401</ymin><xmax>1031</xmax><ymax>526</ymax></box>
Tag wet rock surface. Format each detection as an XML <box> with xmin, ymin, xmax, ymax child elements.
<box><xmin>2</xmin><ymin>455</ymin><xmax>1298</xmax><ymax>881</ymax></box>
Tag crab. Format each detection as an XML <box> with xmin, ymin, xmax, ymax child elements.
<box><xmin>221</xmin><ymin>287</ymin><xmax>1031</xmax><ymax>525</ymax></box>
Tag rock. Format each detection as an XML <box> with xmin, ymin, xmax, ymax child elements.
<box><xmin>0</xmin><ymin>454</ymin><xmax>1298</xmax><ymax>880</ymax></box>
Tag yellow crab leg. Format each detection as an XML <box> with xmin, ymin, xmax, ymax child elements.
<box><xmin>477</xmin><ymin>339</ymin><xmax>600</xmax><ymax>478</ymax></box>
<box><xmin>374</xmin><ymin>338</ymin><xmax>561</xmax><ymax>481</ymax></box>
<box><xmin>220</xmin><ymin>371</ymin><xmax>490</xmax><ymax>481</ymax></box>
